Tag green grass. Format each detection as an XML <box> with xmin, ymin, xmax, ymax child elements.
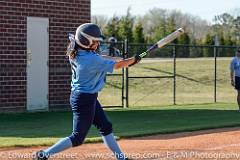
<box><xmin>1</xmin><ymin>58</ymin><xmax>238</xmax><ymax>147</ymax></box>
<box><xmin>1</xmin><ymin>103</ymin><xmax>240</xmax><ymax>148</ymax></box>
<box><xmin>99</xmin><ymin>58</ymin><xmax>236</xmax><ymax>107</ymax></box>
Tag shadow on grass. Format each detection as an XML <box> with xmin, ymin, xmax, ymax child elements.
<box><xmin>105</xmin><ymin>81</ymin><xmax>122</xmax><ymax>89</ymax></box>
<box><xmin>143</xmin><ymin>67</ymin><xmax>208</xmax><ymax>85</ymax></box>
<box><xmin>0</xmin><ymin>108</ymin><xmax>240</xmax><ymax>140</ymax></box>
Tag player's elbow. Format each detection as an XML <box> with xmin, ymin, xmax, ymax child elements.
<box><xmin>114</xmin><ymin>59</ymin><xmax>133</xmax><ymax>69</ymax></box>
<box><xmin>114</xmin><ymin>63</ymin><xmax>122</xmax><ymax>69</ymax></box>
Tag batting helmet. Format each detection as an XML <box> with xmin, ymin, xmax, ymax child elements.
<box><xmin>75</xmin><ymin>23</ymin><xmax>104</xmax><ymax>49</ymax></box>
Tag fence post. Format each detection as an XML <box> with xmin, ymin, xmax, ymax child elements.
<box><xmin>173</xmin><ymin>45</ymin><xmax>176</xmax><ymax>105</ymax></box>
<box><xmin>214</xmin><ymin>36</ymin><xmax>219</xmax><ymax>103</ymax></box>
<box><xmin>123</xmin><ymin>39</ymin><xmax>129</xmax><ymax>108</ymax></box>
<box><xmin>214</xmin><ymin>46</ymin><xmax>217</xmax><ymax>103</ymax></box>
<box><xmin>121</xmin><ymin>42</ymin><xmax>125</xmax><ymax>108</ymax></box>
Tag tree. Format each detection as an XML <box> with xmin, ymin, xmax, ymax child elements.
<box><xmin>176</xmin><ymin>32</ymin><xmax>191</xmax><ymax>57</ymax></box>
<box><xmin>204</xmin><ymin>34</ymin><xmax>214</xmax><ymax>45</ymax></box>
<box><xmin>233</xmin><ymin>16</ymin><xmax>240</xmax><ymax>45</ymax></box>
<box><xmin>133</xmin><ymin>22</ymin><xmax>145</xmax><ymax>43</ymax></box>
<box><xmin>91</xmin><ymin>15</ymin><xmax>108</xmax><ymax>30</ymax></box>
<box><xmin>116</xmin><ymin>8</ymin><xmax>134</xmax><ymax>42</ymax></box>
<box><xmin>212</xmin><ymin>13</ymin><xmax>238</xmax><ymax>46</ymax></box>
<box><xmin>131</xmin><ymin>22</ymin><xmax>146</xmax><ymax>56</ymax></box>
<box><xmin>105</xmin><ymin>16</ymin><xmax>120</xmax><ymax>40</ymax></box>
<box><xmin>202</xmin><ymin>33</ymin><xmax>214</xmax><ymax>57</ymax></box>
<box><xmin>91</xmin><ymin>8</ymin><xmax>240</xmax><ymax>58</ymax></box>
<box><xmin>141</xmin><ymin>8</ymin><xmax>168</xmax><ymax>43</ymax></box>
<box><xmin>214</xmin><ymin>13</ymin><xmax>234</xmax><ymax>25</ymax></box>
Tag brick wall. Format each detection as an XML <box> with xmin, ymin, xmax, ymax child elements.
<box><xmin>0</xmin><ymin>0</ymin><xmax>90</xmax><ymax>112</ymax></box>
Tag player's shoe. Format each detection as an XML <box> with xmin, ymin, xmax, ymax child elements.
<box><xmin>33</xmin><ymin>150</ymin><xmax>48</xmax><ymax>160</ymax></box>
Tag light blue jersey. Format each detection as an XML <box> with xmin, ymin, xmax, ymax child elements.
<box><xmin>230</xmin><ymin>57</ymin><xmax>240</xmax><ymax>77</ymax></box>
<box><xmin>70</xmin><ymin>50</ymin><xmax>116</xmax><ymax>93</ymax></box>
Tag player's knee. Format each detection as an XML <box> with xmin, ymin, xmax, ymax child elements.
<box><xmin>69</xmin><ymin>132</ymin><xmax>85</xmax><ymax>147</ymax></box>
<box><xmin>100</xmin><ymin>121</ymin><xmax>113</xmax><ymax>136</ymax></box>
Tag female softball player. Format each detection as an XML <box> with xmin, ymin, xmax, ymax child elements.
<box><xmin>230</xmin><ymin>47</ymin><xmax>240</xmax><ymax>112</ymax></box>
<box><xmin>34</xmin><ymin>23</ymin><xmax>141</xmax><ymax>160</ymax></box>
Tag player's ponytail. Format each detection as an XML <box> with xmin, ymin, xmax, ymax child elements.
<box><xmin>66</xmin><ymin>43</ymin><xmax>77</xmax><ymax>59</ymax></box>
<box><xmin>66</xmin><ymin>33</ymin><xmax>78</xmax><ymax>59</ymax></box>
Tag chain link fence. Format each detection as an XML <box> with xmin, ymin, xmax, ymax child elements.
<box><xmin>98</xmin><ymin>41</ymin><xmax>238</xmax><ymax>107</ymax></box>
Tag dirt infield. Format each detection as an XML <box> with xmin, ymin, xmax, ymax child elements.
<box><xmin>1</xmin><ymin>127</ymin><xmax>240</xmax><ymax>160</ymax></box>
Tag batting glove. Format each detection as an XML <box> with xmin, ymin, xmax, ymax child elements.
<box><xmin>129</xmin><ymin>52</ymin><xmax>147</xmax><ymax>67</ymax></box>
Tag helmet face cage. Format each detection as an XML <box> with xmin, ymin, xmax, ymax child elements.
<box><xmin>75</xmin><ymin>23</ymin><xmax>103</xmax><ymax>49</ymax></box>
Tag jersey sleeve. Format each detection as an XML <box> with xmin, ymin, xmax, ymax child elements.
<box><xmin>92</xmin><ymin>54</ymin><xmax>116</xmax><ymax>73</ymax></box>
<box><xmin>230</xmin><ymin>58</ymin><xmax>235</xmax><ymax>71</ymax></box>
